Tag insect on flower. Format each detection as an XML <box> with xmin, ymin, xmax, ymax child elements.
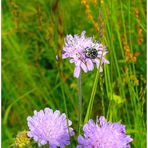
<box><xmin>84</xmin><ymin>47</ymin><xmax>98</xmax><ymax>59</ymax></box>
<box><xmin>62</xmin><ymin>31</ymin><xmax>109</xmax><ymax>78</ymax></box>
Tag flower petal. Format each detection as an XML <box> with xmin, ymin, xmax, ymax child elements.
<box><xmin>81</xmin><ymin>62</ymin><xmax>88</xmax><ymax>72</ymax></box>
<box><xmin>77</xmin><ymin>135</ymin><xmax>85</xmax><ymax>144</ymax></box>
<box><xmin>81</xmin><ymin>31</ymin><xmax>86</xmax><ymax>38</ymax></box>
<box><xmin>74</xmin><ymin>66</ymin><xmax>81</xmax><ymax>78</ymax></box>
<box><xmin>102</xmin><ymin>57</ymin><xmax>110</xmax><ymax>64</ymax></box>
<box><xmin>94</xmin><ymin>59</ymin><xmax>100</xmax><ymax>68</ymax></box>
<box><xmin>86</xmin><ymin>59</ymin><xmax>94</xmax><ymax>71</ymax></box>
<box><xmin>62</xmin><ymin>53</ymin><xmax>69</xmax><ymax>59</ymax></box>
<box><xmin>99</xmin><ymin>116</ymin><xmax>107</xmax><ymax>126</ymax></box>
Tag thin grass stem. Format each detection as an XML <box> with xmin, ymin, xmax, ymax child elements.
<box><xmin>61</xmin><ymin>84</ymin><xmax>71</xmax><ymax>147</ymax></box>
<box><xmin>84</xmin><ymin>52</ymin><xmax>104</xmax><ymax>124</ymax></box>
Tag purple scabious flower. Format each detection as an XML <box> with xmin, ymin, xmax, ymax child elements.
<box><xmin>62</xmin><ymin>31</ymin><xmax>109</xmax><ymax>78</ymax></box>
<box><xmin>77</xmin><ymin>116</ymin><xmax>133</xmax><ymax>148</ymax></box>
<box><xmin>27</xmin><ymin>108</ymin><xmax>74</xmax><ymax>148</ymax></box>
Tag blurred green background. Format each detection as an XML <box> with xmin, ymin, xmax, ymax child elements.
<box><xmin>2</xmin><ymin>0</ymin><xmax>146</xmax><ymax>147</ymax></box>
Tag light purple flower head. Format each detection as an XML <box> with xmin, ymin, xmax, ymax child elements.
<box><xmin>77</xmin><ymin>116</ymin><xmax>133</xmax><ymax>148</ymax></box>
<box><xmin>62</xmin><ymin>31</ymin><xmax>109</xmax><ymax>78</ymax></box>
<box><xmin>27</xmin><ymin>108</ymin><xmax>74</xmax><ymax>148</ymax></box>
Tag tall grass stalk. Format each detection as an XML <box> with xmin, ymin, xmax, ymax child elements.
<box><xmin>61</xmin><ymin>83</ymin><xmax>71</xmax><ymax>146</ymax></box>
<box><xmin>84</xmin><ymin>53</ymin><xmax>104</xmax><ymax>123</ymax></box>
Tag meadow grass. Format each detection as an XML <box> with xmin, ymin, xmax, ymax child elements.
<box><xmin>2</xmin><ymin>0</ymin><xmax>146</xmax><ymax>147</ymax></box>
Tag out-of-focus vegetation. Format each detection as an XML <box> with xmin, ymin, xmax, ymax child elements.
<box><xmin>2</xmin><ymin>0</ymin><xmax>146</xmax><ymax>147</ymax></box>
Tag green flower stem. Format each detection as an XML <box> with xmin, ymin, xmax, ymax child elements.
<box><xmin>78</xmin><ymin>72</ymin><xmax>82</xmax><ymax>135</ymax></box>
